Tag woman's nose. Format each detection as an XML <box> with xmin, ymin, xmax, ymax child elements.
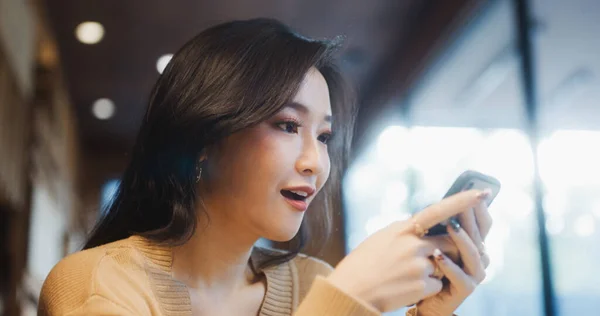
<box><xmin>295</xmin><ymin>138</ymin><xmax>325</xmax><ymax>176</ymax></box>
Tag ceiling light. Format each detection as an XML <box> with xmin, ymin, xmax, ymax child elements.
<box><xmin>92</xmin><ymin>98</ymin><xmax>115</xmax><ymax>120</ymax></box>
<box><xmin>75</xmin><ymin>21</ymin><xmax>105</xmax><ymax>44</ymax></box>
<box><xmin>156</xmin><ymin>54</ymin><xmax>173</xmax><ymax>74</ymax></box>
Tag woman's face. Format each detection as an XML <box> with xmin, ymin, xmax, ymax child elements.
<box><xmin>201</xmin><ymin>68</ymin><xmax>333</xmax><ymax>242</ymax></box>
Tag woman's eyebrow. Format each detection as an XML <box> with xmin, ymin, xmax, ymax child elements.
<box><xmin>286</xmin><ymin>102</ymin><xmax>332</xmax><ymax>123</ymax></box>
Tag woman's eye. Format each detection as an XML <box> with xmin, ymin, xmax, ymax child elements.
<box><xmin>318</xmin><ymin>133</ymin><xmax>332</xmax><ymax>145</ymax></box>
<box><xmin>276</xmin><ymin>120</ymin><xmax>332</xmax><ymax>145</ymax></box>
<box><xmin>277</xmin><ymin>121</ymin><xmax>299</xmax><ymax>134</ymax></box>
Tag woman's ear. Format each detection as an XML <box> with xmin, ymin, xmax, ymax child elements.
<box><xmin>199</xmin><ymin>148</ymin><xmax>208</xmax><ymax>163</ymax></box>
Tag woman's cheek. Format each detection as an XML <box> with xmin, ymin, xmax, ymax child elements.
<box><xmin>255</xmin><ymin>129</ymin><xmax>295</xmax><ymax>164</ymax></box>
<box><xmin>319</xmin><ymin>157</ymin><xmax>331</xmax><ymax>189</ymax></box>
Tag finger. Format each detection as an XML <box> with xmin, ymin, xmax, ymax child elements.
<box><xmin>422</xmin><ymin>235</ymin><xmax>460</xmax><ymax>263</ymax></box>
<box><xmin>394</xmin><ymin>235</ymin><xmax>442</xmax><ymax>259</ymax></box>
<box><xmin>457</xmin><ymin>207</ymin><xmax>485</xmax><ymax>257</ymax></box>
<box><xmin>404</xmin><ymin>277</ymin><xmax>443</xmax><ymax>307</ymax></box>
<box><xmin>447</xmin><ymin>220</ymin><xmax>486</xmax><ymax>283</ymax></box>
<box><xmin>414</xmin><ymin>257</ymin><xmax>436</xmax><ymax>279</ymax></box>
<box><xmin>474</xmin><ymin>199</ymin><xmax>493</xmax><ymax>239</ymax></box>
<box><xmin>422</xmin><ymin>277</ymin><xmax>444</xmax><ymax>299</ymax></box>
<box><xmin>433</xmin><ymin>249</ymin><xmax>477</xmax><ymax>295</ymax></box>
<box><xmin>428</xmin><ymin>258</ymin><xmax>445</xmax><ymax>279</ymax></box>
<box><xmin>411</xmin><ymin>189</ymin><xmax>490</xmax><ymax>232</ymax></box>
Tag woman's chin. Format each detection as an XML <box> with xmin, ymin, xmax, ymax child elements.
<box><xmin>263</xmin><ymin>224</ymin><xmax>302</xmax><ymax>243</ymax></box>
<box><xmin>258</xmin><ymin>210</ymin><xmax>305</xmax><ymax>242</ymax></box>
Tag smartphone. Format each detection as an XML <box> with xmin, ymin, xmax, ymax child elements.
<box><xmin>425</xmin><ymin>170</ymin><xmax>501</xmax><ymax>236</ymax></box>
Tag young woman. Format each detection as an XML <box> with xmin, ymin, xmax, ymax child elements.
<box><xmin>39</xmin><ymin>18</ymin><xmax>493</xmax><ymax>316</ymax></box>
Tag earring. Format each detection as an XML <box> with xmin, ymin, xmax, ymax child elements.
<box><xmin>195</xmin><ymin>166</ymin><xmax>203</xmax><ymax>183</ymax></box>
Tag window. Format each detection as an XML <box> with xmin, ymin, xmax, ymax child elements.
<box><xmin>344</xmin><ymin>127</ymin><xmax>542</xmax><ymax>315</ymax></box>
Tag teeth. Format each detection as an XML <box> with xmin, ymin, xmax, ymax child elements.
<box><xmin>291</xmin><ymin>190</ymin><xmax>308</xmax><ymax>197</ymax></box>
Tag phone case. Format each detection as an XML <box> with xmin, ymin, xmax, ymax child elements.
<box><xmin>425</xmin><ymin>170</ymin><xmax>501</xmax><ymax>236</ymax></box>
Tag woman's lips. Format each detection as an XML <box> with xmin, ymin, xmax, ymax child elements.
<box><xmin>280</xmin><ymin>190</ymin><xmax>308</xmax><ymax>211</ymax></box>
<box><xmin>280</xmin><ymin>186</ymin><xmax>314</xmax><ymax>212</ymax></box>
<box><xmin>283</xmin><ymin>197</ymin><xmax>308</xmax><ymax>211</ymax></box>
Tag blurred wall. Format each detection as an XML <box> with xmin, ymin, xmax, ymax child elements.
<box><xmin>0</xmin><ymin>0</ymin><xmax>35</xmax><ymax>96</ymax></box>
<box><xmin>0</xmin><ymin>1</ymin><xmax>37</xmax><ymax>313</ymax></box>
<box><xmin>0</xmin><ymin>1</ymin><xmax>81</xmax><ymax>314</ymax></box>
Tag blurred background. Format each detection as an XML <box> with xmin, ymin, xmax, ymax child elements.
<box><xmin>0</xmin><ymin>0</ymin><xmax>598</xmax><ymax>315</ymax></box>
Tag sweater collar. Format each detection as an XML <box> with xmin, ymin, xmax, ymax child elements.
<box><xmin>128</xmin><ymin>235</ymin><xmax>295</xmax><ymax>316</ymax></box>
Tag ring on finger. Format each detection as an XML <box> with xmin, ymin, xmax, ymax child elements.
<box><xmin>429</xmin><ymin>259</ymin><xmax>444</xmax><ymax>279</ymax></box>
<box><xmin>480</xmin><ymin>252</ymin><xmax>490</xmax><ymax>269</ymax></box>
<box><xmin>411</xmin><ymin>217</ymin><xmax>429</xmax><ymax>238</ymax></box>
<box><xmin>478</xmin><ymin>241</ymin><xmax>487</xmax><ymax>257</ymax></box>
<box><xmin>479</xmin><ymin>242</ymin><xmax>491</xmax><ymax>268</ymax></box>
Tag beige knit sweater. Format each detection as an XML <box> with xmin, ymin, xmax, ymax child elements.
<box><xmin>38</xmin><ymin>235</ymin><xmax>420</xmax><ymax>315</ymax></box>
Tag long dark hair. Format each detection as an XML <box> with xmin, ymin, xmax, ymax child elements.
<box><xmin>84</xmin><ymin>18</ymin><xmax>356</xmax><ymax>269</ymax></box>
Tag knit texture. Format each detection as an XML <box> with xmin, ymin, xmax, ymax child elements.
<box><xmin>37</xmin><ymin>235</ymin><xmax>410</xmax><ymax>315</ymax></box>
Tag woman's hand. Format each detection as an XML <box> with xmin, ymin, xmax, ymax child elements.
<box><xmin>326</xmin><ymin>190</ymin><xmax>489</xmax><ymax>313</ymax></box>
<box><xmin>415</xmin><ymin>196</ymin><xmax>493</xmax><ymax>316</ymax></box>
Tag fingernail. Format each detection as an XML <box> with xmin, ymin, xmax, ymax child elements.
<box><xmin>433</xmin><ymin>248</ymin><xmax>444</xmax><ymax>261</ymax></box>
<box><xmin>476</xmin><ymin>188</ymin><xmax>492</xmax><ymax>200</ymax></box>
<box><xmin>448</xmin><ymin>217</ymin><xmax>461</xmax><ymax>232</ymax></box>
